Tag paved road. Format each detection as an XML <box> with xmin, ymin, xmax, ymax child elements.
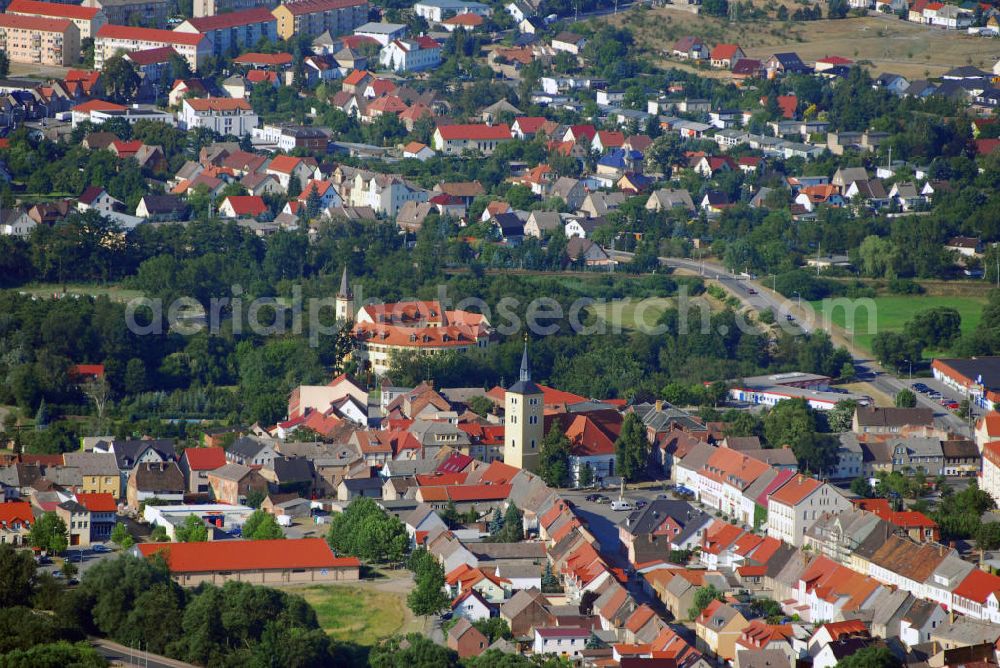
<box><xmin>609</xmin><ymin>250</ymin><xmax>973</xmax><ymax>435</ymax></box>
<box><xmin>90</xmin><ymin>638</ymin><xmax>194</xmax><ymax>668</ymax></box>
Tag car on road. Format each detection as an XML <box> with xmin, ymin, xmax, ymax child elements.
<box><xmin>611</xmin><ymin>500</ymin><xmax>634</xmax><ymax>511</ymax></box>
<box><xmin>587</xmin><ymin>494</ymin><xmax>610</xmax><ymax>504</ymax></box>
<box><xmin>91</xmin><ymin>544</ymin><xmax>111</xmax><ymax>553</ymax></box>
<box><xmin>634</xmin><ymin>500</ymin><xmax>647</xmax><ymax>509</ymax></box>
<box><xmin>747</xmin><ymin>288</ymin><xmax>757</xmax><ymax>295</ymax></box>
<box><xmin>785</xmin><ymin>314</ymin><xmax>794</xmax><ymax>321</ymax></box>
<box><xmin>913</xmin><ymin>383</ymin><xmax>930</xmax><ymax>392</ymax></box>
<box><xmin>945</xmin><ymin>401</ymin><xmax>960</xmax><ymax>410</ymax></box>
<box><xmin>51</xmin><ymin>570</ymin><xmax>63</xmax><ymax>579</ymax></box>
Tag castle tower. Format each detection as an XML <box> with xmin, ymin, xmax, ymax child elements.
<box><xmin>336</xmin><ymin>267</ymin><xmax>354</xmax><ymax>323</ymax></box>
<box><xmin>503</xmin><ymin>343</ymin><xmax>543</xmax><ymax>472</ymax></box>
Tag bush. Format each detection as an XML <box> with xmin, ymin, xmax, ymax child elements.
<box><xmin>888</xmin><ymin>278</ymin><xmax>924</xmax><ymax>295</ymax></box>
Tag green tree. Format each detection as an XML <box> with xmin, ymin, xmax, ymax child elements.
<box><xmin>472</xmin><ymin>617</ymin><xmax>512</xmax><ymax>643</ymax></box>
<box><xmin>110</xmin><ymin>522</ymin><xmax>133</xmax><ymax>549</ymax></box>
<box><xmin>828</xmin><ymin>400</ymin><xmax>858</xmax><ymax>432</ymax></box>
<box><xmin>541</xmin><ymin>562</ymin><xmax>561</xmax><ymax>593</ymax></box>
<box><xmin>0</xmin><ymin>544</ymin><xmax>37</xmax><ymax>607</ymax></box>
<box><xmin>174</xmin><ymin>514</ymin><xmax>208</xmax><ymax>543</ymax></box>
<box><xmin>368</xmin><ymin>633</ymin><xmax>458</xmax><ymax>668</ymax></box>
<box><xmin>29</xmin><ymin>512</ymin><xmax>67</xmax><ymax>555</ymax></box>
<box><xmin>764</xmin><ymin>399</ymin><xmax>836</xmax><ymax>473</ymax></box>
<box><xmin>102</xmin><ymin>54</ymin><xmax>141</xmax><ymax>103</ymax></box>
<box><xmin>149</xmin><ymin>526</ymin><xmax>168</xmax><ymax>542</ymax></box>
<box><xmin>894</xmin><ymin>389</ymin><xmax>917</xmax><ymax>408</ymax></box>
<box><xmin>871</xmin><ymin>332</ymin><xmax>923</xmax><ymax>373</ymax></box>
<box><xmin>493</xmin><ymin>503</ymin><xmax>523</xmax><ymax>543</ymax></box>
<box><xmin>850</xmin><ymin>476</ymin><xmax>875</xmax><ymax>498</ymax></box>
<box><xmin>614</xmin><ymin>413</ymin><xmax>649</xmax><ymax>482</ymax></box>
<box><xmin>326</xmin><ymin>497</ymin><xmax>408</xmax><ymax>563</ymax></box>
<box><xmin>244</xmin><ymin>489</ymin><xmax>266</xmax><ymax>509</ymax></box>
<box><xmin>34</xmin><ymin>399</ymin><xmax>49</xmax><ymax>430</ymax></box>
<box><xmin>578</xmin><ymin>463</ymin><xmax>594</xmax><ymax>488</ymax></box>
<box><xmin>687</xmin><ymin>584</ymin><xmax>723</xmax><ymax>620</ymax></box>
<box><xmin>0</xmin><ymin>51</ymin><xmax>9</xmax><ymax>79</ymax></box>
<box><xmin>974</xmin><ymin>521</ymin><xmax>1000</xmax><ymax>551</ymax></box>
<box><xmin>467</xmin><ymin>395</ymin><xmax>495</xmax><ymax>417</ymax></box>
<box><xmin>406</xmin><ymin>559</ymin><xmax>449</xmax><ymax>616</ymax></box>
<box><xmin>904</xmin><ymin>307</ymin><xmax>961</xmax><ymax>349</ymax></box>
<box><xmin>538</xmin><ymin>425</ymin><xmax>572</xmax><ymax>488</ymax></box>
<box><xmin>241</xmin><ymin>510</ymin><xmax>285</xmax><ymax>540</ymax></box>
<box><xmin>835</xmin><ymin>645</ymin><xmax>902</xmax><ymax>668</ymax></box>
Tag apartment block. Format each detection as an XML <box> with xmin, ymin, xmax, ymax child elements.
<box><xmin>94</xmin><ymin>24</ymin><xmax>212</xmax><ymax>71</ymax></box>
<box><xmin>7</xmin><ymin>0</ymin><xmax>105</xmax><ymax>40</ymax></box>
<box><xmin>194</xmin><ymin>0</ymin><xmax>276</xmax><ymax>17</ymax></box>
<box><xmin>82</xmin><ymin>0</ymin><xmax>170</xmax><ymax>28</ymax></box>
<box><xmin>179</xmin><ymin>98</ymin><xmax>259</xmax><ymax>137</ymax></box>
<box><xmin>271</xmin><ymin>0</ymin><xmax>369</xmax><ymax>40</ymax></box>
<box><xmin>0</xmin><ymin>14</ymin><xmax>80</xmax><ymax>67</ymax></box>
<box><xmin>173</xmin><ymin>7</ymin><xmax>277</xmax><ymax>57</ymax></box>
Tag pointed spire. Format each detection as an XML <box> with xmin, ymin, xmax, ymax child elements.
<box><xmin>519</xmin><ymin>342</ymin><xmax>531</xmax><ymax>383</ymax></box>
<box><xmin>338</xmin><ymin>267</ymin><xmax>351</xmax><ymax>298</ymax></box>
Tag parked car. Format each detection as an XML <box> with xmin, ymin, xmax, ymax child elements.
<box><xmin>634</xmin><ymin>500</ymin><xmax>647</xmax><ymax>509</ymax></box>
<box><xmin>91</xmin><ymin>544</ymin><xmax>111</xmax><ymax>553</ymax></box>
<box><xmin>785</xmin><ymin>314</ymin><xmax>794</xmax><ymax>321</ymax></box>
<box><xmin>747</xmin><ymin>287</ymin><xmax>757</xmax><ymax>295</ymax></box>
<box><xmin>945</xmin><ymin>401</ymin><xmax>960</xmax><ymax>410</ymax></box>
<box><xmin>589</xmin><ymin>494</ymin><xmax>610</xmax><ymax>504</ymax></box>
<box><xmin>51</xmin><ymin>570</ymin><xmax>63</xmax><ymax>579</ymax></box>
<box><xmin>611</xmin><ymin>499</ymin><xmax>634</xmax><ymax>511</ymax></box>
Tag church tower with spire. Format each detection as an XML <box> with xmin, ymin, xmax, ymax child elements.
<box><xmin>503</xmin><ymin>343</ymin><xmax>543</xmax><ymax>472</ymax></box>
<box><xmin>336</xmin><ymin>268</ymin><xmax>354</xmax><ymax>323</ymax></box>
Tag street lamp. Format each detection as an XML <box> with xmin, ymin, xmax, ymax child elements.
<box><xmin>904</xmin><ymin>359</ymin><xmax>912</xmax><ymax>380</ymax></box>
<box><xmin>792</xmin><ymin>291</ymin><xmax>801</xmax><ymax>308</ymax></box>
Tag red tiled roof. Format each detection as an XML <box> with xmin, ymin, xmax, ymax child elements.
<box><xmin>69</xmin><ymin>363</ymin><xmax>105</xmax><ymax>378</ymax></box>
<box><xmin>96</xmin><ymin>24</ymin><xmax>206</xmax><ymax>45</ymax></box>
<box><xmin>710</xmin><ymin>43</ymin><xmax>741</xmax><ymax>60</ymax></box>
<box><xmin>246</xmin><ymin>70</ymin><xmax>278</xmax><ymax>84</ymax></box>
<box><xmin>514</xmin><ymin>116</ymin><xmax>547</xmax><ymax>134</ymax></box>
<box><xmin>223</xmin><ymin>195</ymin><xmax>267</xmax><ymax>216</ymax></box>
<box><xmin>233</xmin><ymin>52</ymin><xmax>293</xmax><ymax>66</ymax></box>
<box><xmin>0</xmin><ymin>501</ymin><xmax>34</xmax><ymax>526</ymax></box>
<box><xmin>267</xmin><ymin>155</ymin><xmax>304</xmax><ymax>174</ymax></box>
<box><xmin>76</xmin><ymin>493</ymin><xmax>116</xmax><ymax>513</ymax></box>
<box><xmin>817</xmin><ymin>55</ymin><xmax>853</xmax><ymax>65</ymax></box>
<box><xmin>185</xmin><ymin>98</ymin><xmax>253</xmax><ymax>112</ymax></box>
<box><xmin>136</xmin><ymin>538</ymin><xmax>358</xmax><ymax>572</ymax></box>
<box><xmin>182</xmin><ymin>7</ymin><xmax>275</xmax><ymax>31</ymax></box>
<box><xmin>770</xmin><ymin>475</ymin><xmax>821</xmax><ymax>506</ymax></box>
<box><xmin>73</xmin><ymin>99</ymin><xmax>127</xmax><ymax>114</ymax></box>
<box><xmin>183</xmin><ymin>446</ymin><xmax>226</xmax><ymax>471</ymax></box>
<box><xmin>8</xmin><ymin>0</ymin><xmax>99</xmax><ymax>20</ymax></box>
<box><xmin>442</xmin><ymin>12</ymin><xmax>484</xmax><ymax>25</ymax></box>
<box><xmin>0</xmin><ymin>13</ymin><xmax>71</xmax><ymax>31</ymax></box>
<box><xmin>280</xmin><ymin>0</ymin><xmax>366</xmax><ymax>15</ymax></box>
<box><xmin>436</xmin><ymin>124</ymin><xmax>512</xmax><ymax>141</ymax></box>
<box><xmin>125</xmin><ymin>46</ymin><xmax>178</xmax><ymax>66</ymax></box>
<box><xmin>953</xmin><ymin>569</ymin><xmax>1000</xmax><ymax>604</ymax></box>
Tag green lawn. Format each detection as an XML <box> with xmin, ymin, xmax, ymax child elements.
<box><xmin>588</xmin><ymin>297</ymin><xmax>675</xmax><ymax>332</ymax></box>
<box><xmin>16</xmin><ymin>283</ymin><xmax>145</xmax><ymax>302</ymax></box>
<box><xmin>288</xmin><ymin>584</ymin><xmax>419</xmax><ymax>646</ymax></box>
<box><xmin>808</xmin><ymin>295</ymin><xmax>986</xmax><ymax>357</ymax></box>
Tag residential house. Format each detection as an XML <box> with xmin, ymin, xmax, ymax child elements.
<box><xmin>433</xmin><ymin>124</ymin><xmax>513</xmax><ymax>156</ymax></box>
<box><xmin>76</xmin><ymin>492</ymin><xmax>116</xmax><ymax>542</ymax></box>
<box><xmin>126</xmin><ymin>461</ymin><xmax>185</xmax><ymax>510</ymax></box>
<box><xmin>852</xmin><ymin>406</ymin><xmax>934</xmax><ymax>434</ymax></box>
<box><xmin>696</xmin><ymin>600</ymin><xmax>749</xmax><ymax>661</ymax></box>
<box><xmin>174</xmin><ymin>8</ymin><xmax>277</xmax><ymax>58</ymax></box>
<box><xmin>94</xmin><ymin>25</ymin><xmax>208</xmax><ymax>71</ymax></box>
<box><xmin>178</xmin><ymin>446</ymin><xmax>226</xmax><ymax>494</ymax></box>
<box><xmin>767</xmin><ymin>475</ymin><xmax>852</xmax><ymax>546</ymax></box>
<box><xmin>533</xmin><ymin>627</ymin><xmax>588</xmax><ymax>659</ymax></box>
<box><xmin>0</xmin><ymin>15</ymin><xmax>81</xmax><ymax>67</ymax></box>
<box><xmin>501</xmin><ymin>588</ymin><xmax>554</xmax><ymax>639</ymax></box>
<box><xmin>0</xmin><ymin>501</ymin><xmax>34</xmax><ymax>546</ymax></box>
<box><xmin>219</xmin><ymin>195</ymin><xmax>268</xmax><ymax>219</ymax></box>
<box><xmin>179</xmin><ymin>98</ymin><xmax>259</xmax><ymax>136</ymax></box>
<box><xmin>672</xmin><ymin>36</ymin><xmax>708</xmax><ymax>60</ymax></box>
<box><xmin>710</xmin><ymin>44</ymin><xmax>745</xmax><ymax>69</ymax></box>
<box><xmin>61</xmin><ymin>452</ymin><xmax>121</xmax><ymax>497</ymax></box>
<box><xmin>57</xmin><ymin>499</ymin><xmax>92</xmax><ymax>547</ymax></box>
<box><xmin>551</xmin><ymin>31</ymin><xmax>586</xmax><ymax>55</ymax></box>
<box><xmin>379</xmin><ymin>37</ymin><xmax>442</xmax><ymax>72</ymax></box>
<box><xmin>448</xmin><ymin>618</ymin><xmax>489</xmax><ymax>659</ymax></box>
<box><xmin>208</xmin><ymin>462</ymin><xmax>268</xmax><ymax>504</ymax></box>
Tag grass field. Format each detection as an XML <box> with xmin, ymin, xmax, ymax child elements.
<box><xmin>15</xmin><ymin>284</ymin><xmax>145</xmax><ymax>302</ymax></box>
<box><xmin>588</xmin><ymin>297</ymin><xmax>674</xmax><ymax>331</ymax></box>
<box><xmin>609</xmin><ymin>8</ymin><xmax>999</xmax><ymax>79</ymax></box>
<box><xmin>808</xmin><ymin>295</ymin><xmax>986</xmax><ymax>356</ymax></box>
<box><xmin>288</xmin><ymin>584</ymin><xmax>421</xmax><ymax>647</ymax></box>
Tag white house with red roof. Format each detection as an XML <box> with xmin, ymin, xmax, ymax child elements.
<box><xmin>77</xmin><ymin>186</ymin><xmax>121</xmax><ymax>214</ymax></box>
<box><xmin>0</xmin><ymin>501</ymin><xmax>34</xmax><ymax>546</ymax></box>
<box><xmin>379</xmin><ymin>36</ymin><xmax>442</xmax><ymax>71</ymax></box>
<box><xmin>94</xmin><ymin>24</ymin><xmax>211</xmax><ymax>70</ymax></box>
<box><xmin>218</xmin><ymin>195</ymin><xmax>267</xmax><ymax>219</ymax></box>
<box><xmin>266</xmin><ymin>155</ymin><xmax>319</xmax><ymax>191</ymax></box>
<box><xmin>179</xmin><ymin>98</ymin><xmax>259</xmax><ymax>136</ymax></box>
<box><xmin>767</xmin><ymin>475</ymin><xmax>851</xmax><ymax>546</ymax></box>
<box><xmin>433</xmin><ymin>124</ymin><xmax>513</xmax><ymax>156</ymax></box>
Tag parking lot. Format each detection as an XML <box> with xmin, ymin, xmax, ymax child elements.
<box><xmin>36</xmin><ymin>542</ymin><xmax>122</xmax><ymax>583</ymax></box>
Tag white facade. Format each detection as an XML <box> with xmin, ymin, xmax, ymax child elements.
<box><xmin>413</xmin><ymin>0</ymin><xmax>491</xmax><ymax>22</ymax></box>
<box><xmin>379</xmin><ymin>38</ymin><xmax>442</xmax><ymax>72</ymax></box>
<box><xmin>179</xmin><ymin>99</ymin><xmax>259</xmax><ymax>137</ymax></box>
<box><xmin>767</xmin><ymin>482</ymin><xmax>852</xmax><ymax>547</ymax></box>
<box><xmin>533</xmin><ymin>629</ymin><xmax>587</xmax><ymax>658</ymax></box>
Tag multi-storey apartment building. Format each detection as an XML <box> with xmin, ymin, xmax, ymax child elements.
<box><xmin>271</xmin><ymin>0</ymin><xmax>369</xmax><ymax>40</ymax></box>
<box><xmin>82</xmin><ymin>0</ymin><xmax>170</xmax><ymax>28</ymax></box>
<box><xmin>0</xmin><ymin>14</ymin><xmax>80</xmax><ymax>66</ymax></box>
<box><xmin>173</xmin><ymin>7</ymin><xmax>277</xmax><ymax>57</ymax></box>
<box><xmin>7</xmin><ymin>0</ymin><xmax>105</xmax><ymax>40</ymax></box>
<box><xmin>194</xmin><ymin>0</ymin><xmax>276</xmax><ymax>17</ymax></box>
<box><xmin>94</xmin><ymin>25</ymin><xmax>212</xmax><ymax>71</ymax></box>
<box><xmin>179</xmin><ymin>98</ymin><xmax>259</xmax><ymax>137</ymax></box>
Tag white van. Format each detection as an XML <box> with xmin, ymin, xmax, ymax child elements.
<box><xmin>611</xmin><ymin>500</ymin><xmax>633</xmax><ymax>511</ymax></box>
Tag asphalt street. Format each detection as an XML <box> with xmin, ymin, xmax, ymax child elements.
<box><xmin>608</xmin><ymin>250</ymin><xmax>974</xmax><ymax>436</ymax></box>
